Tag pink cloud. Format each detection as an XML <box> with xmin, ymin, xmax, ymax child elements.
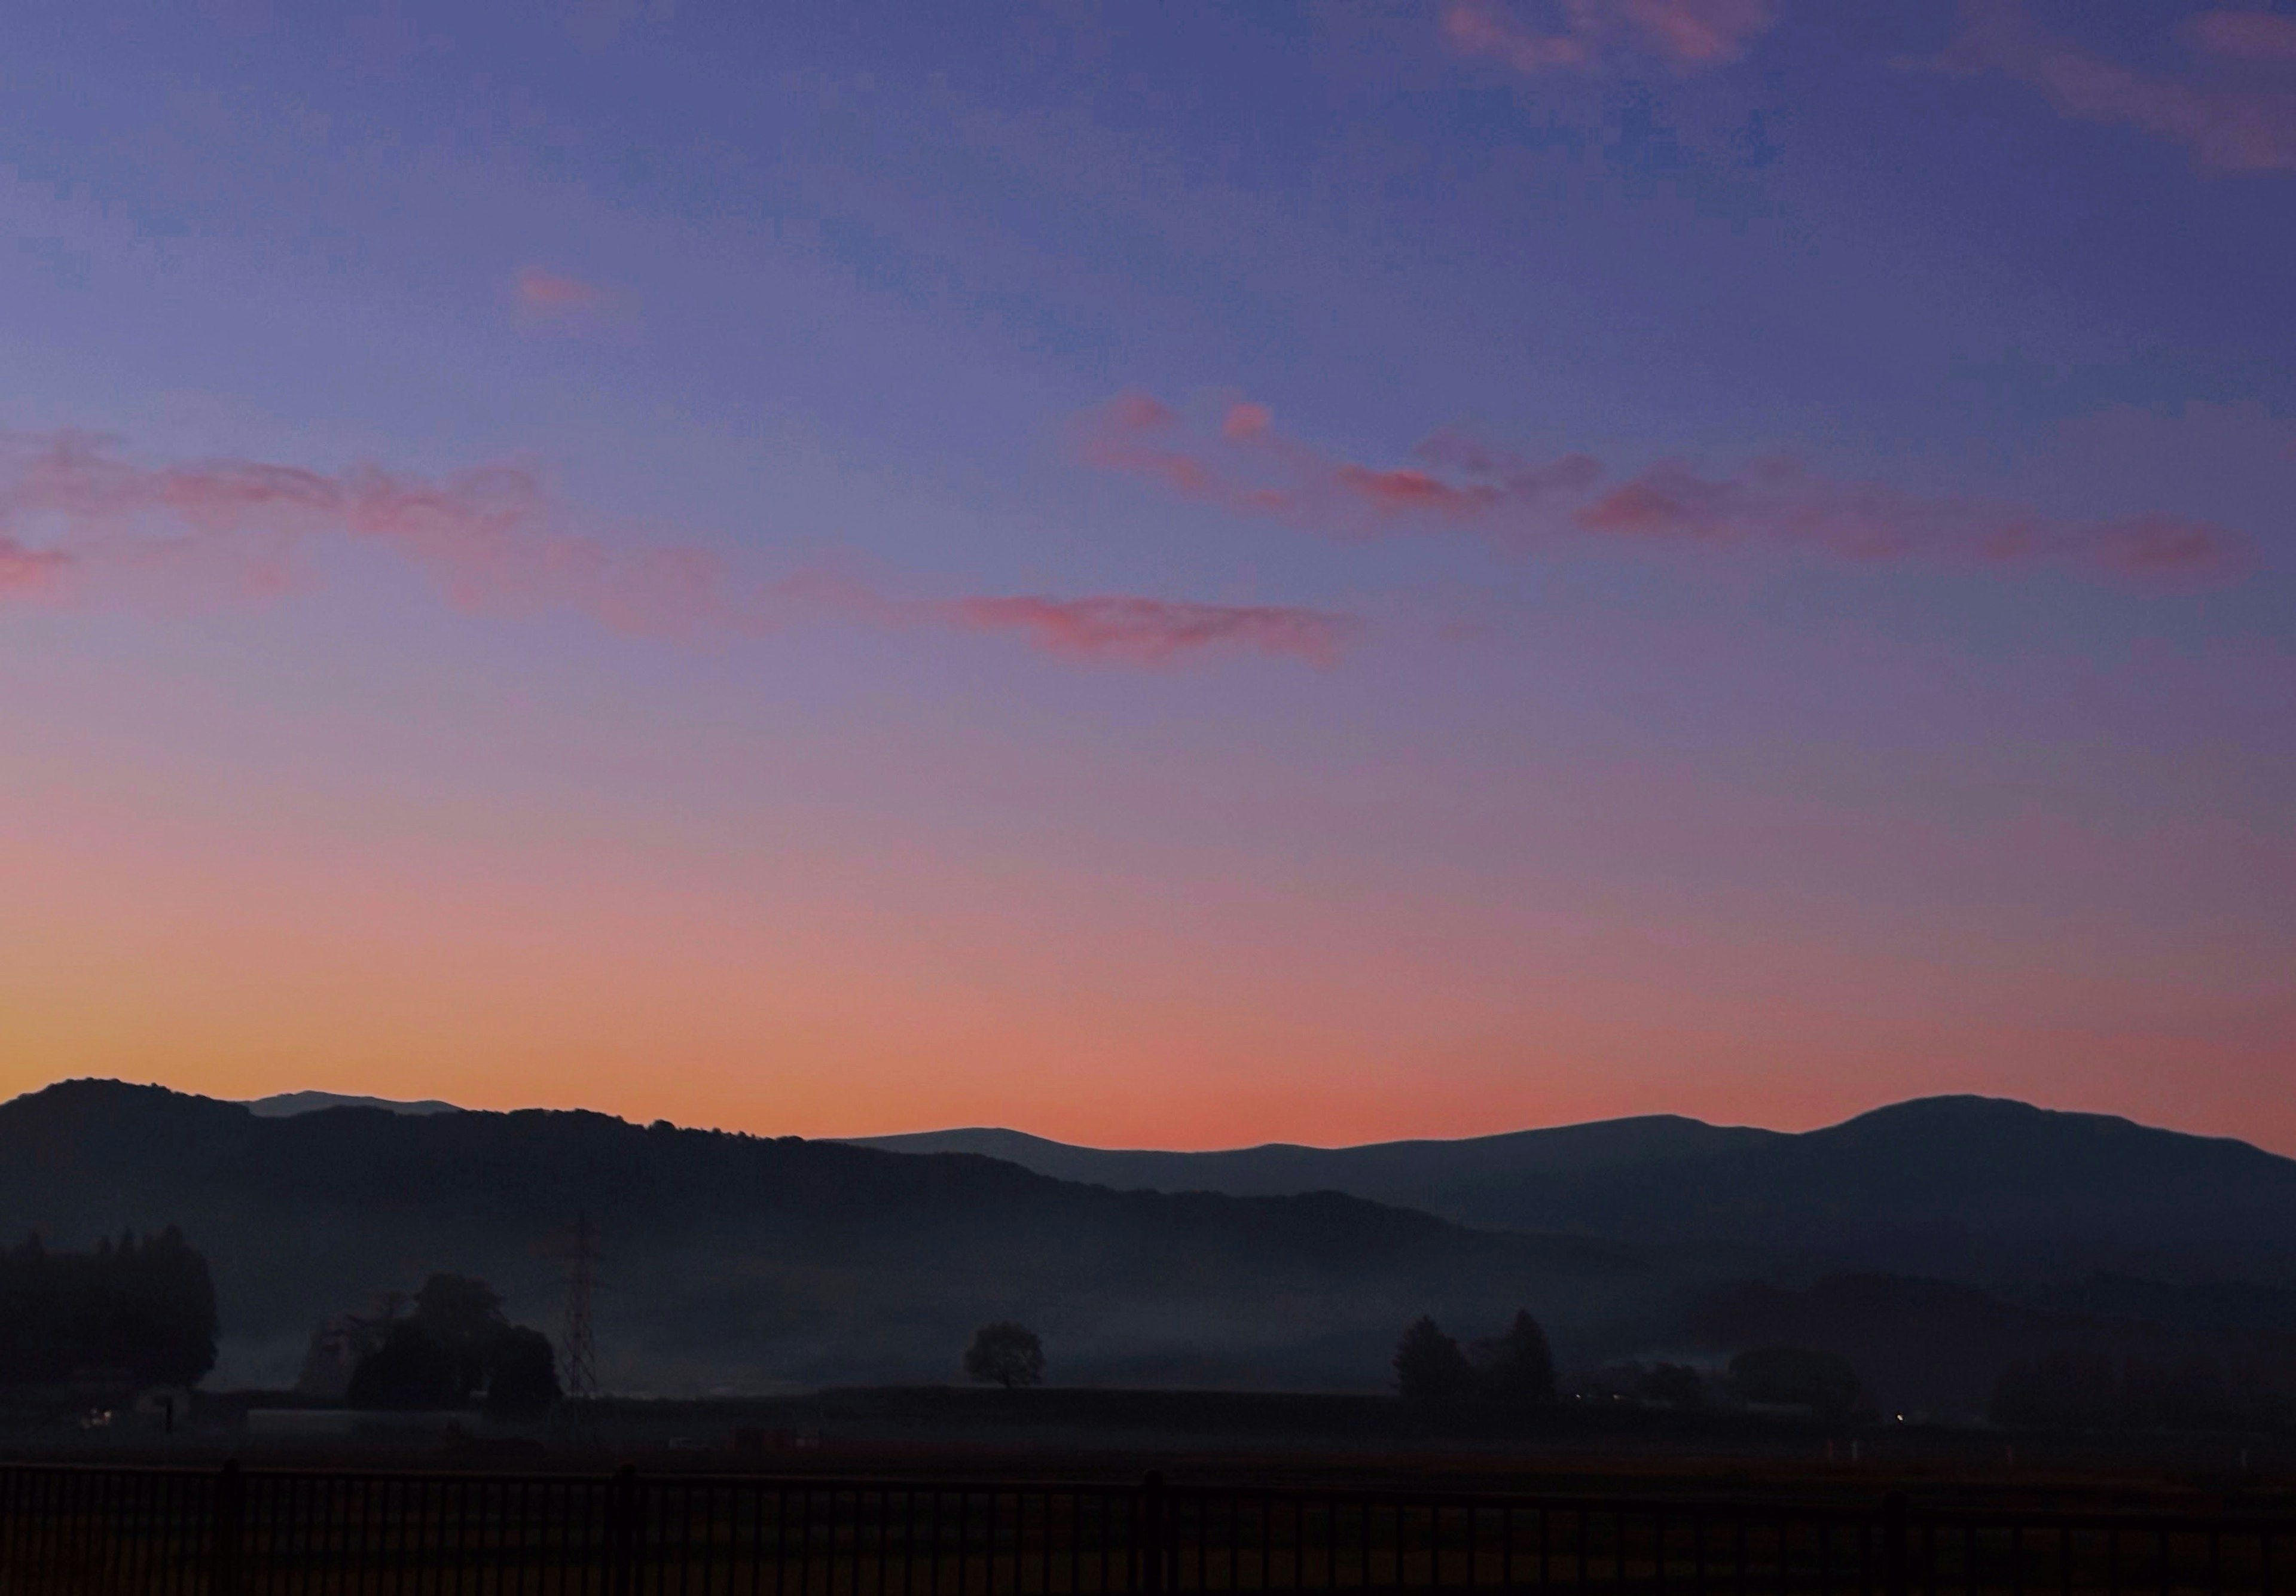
<box><xmin>1335</xmin><ymin>465</ymin><xmax>1503</xmax><ymax>518</ymax></box>
<box><xmin>0</xmin><ymin>430</ymin><xmax>1354</xmax><ymax>668</ymax></box>
<box><xmin>1109</xmin><ymin>391</ymin><xmax>1178</xmax><ymax>431</ymax></box>
<box><xmin>1078</xmin><ymin>392</ymin><xmax>2249</xmax><ymax>584</ymax></box>
<box><xmin>1077</xmin><ymin>393</ymin><xmax>1592</xmax><ymax>536</ymax></box>
<box><xmin>514</xmin><ymin>266</ymin><xmax>610</xmax><ymax>317</ymax></box>
<box><xmin>1442</xmin><ymin>0</ymin><xmax>1779</xmax><ymax>76</ymax></box>
<box><xmin>948</xmin><ymin>595</ymin><xmax>1354</xmax><ymax>668</ymax></box>
<box><xmin>1942</xmin><ymin>1</ymin><xmax>2296</xmax><ymax>173</ymax></box>
<box><xmin>1079</xmin><ymin>389</ymin><xmax>1231</xmax><ymax>505</ymax></box>
<box><xmin>1221</xmin><ymin>401</ymin><xmax>1274</xmax><ymax>441</ymax></box>
<box><xmin>0</xmin><ymin>536</ymin><xmax>70</xmax><ymax>594</ymax></box>
<box><xmin>1625</xmin><ymin>0</ymin><xmax>1778</xmax><ymax>65</ymax></box>
<box><xmin>0</xmin><ymin>430</ymin><xmax>698</xmax><ymax>629</ymax></box>
<box><xmin>1576</xmin><ymin>456</ymin><xmax>2240</xmax><ymax>575</ymax></box>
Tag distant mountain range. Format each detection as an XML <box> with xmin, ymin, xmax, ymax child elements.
<box><xmin>850</xmin><ymin>1097</ymin><xmax>2296</xmax><ymax>1283</ymax></box>
<box><xmin>242</xmin><ymin>1091</ymin><xmax>463</xmax><ymax>1118</ymax></box>
<box><xmin>8</xmin><ymin>1081</ymin><xmax>2296</xmax><ymax>1400</ymax></box>
<box><xmin>848</xmin><ymin>1116</ymin><xmax>1775</xmax><ymax>1206</ymax></box>
<box><xmin>0</xmin><ymin>1081</ymin><xmax>1656</xmax><ymax>1393</ymax></box>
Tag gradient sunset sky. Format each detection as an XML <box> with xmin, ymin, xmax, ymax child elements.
<box><xmin>4</xmin><ymin>1</ymin><xmax>2292</xmax><ymax>1151</ymax></box>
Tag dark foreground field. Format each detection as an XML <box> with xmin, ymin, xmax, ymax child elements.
<box><xmin>7</xmin><ymin>1448</ymin><xmax>2296</xmax><ymax>1596</ymax></box>
<box><xmin>19</xmin><ymin>1387</ymin><xmax>2296</xmax><ymax>1512</ymax></box>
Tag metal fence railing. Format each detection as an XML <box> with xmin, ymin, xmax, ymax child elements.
<box><xmin>0</xmin><ymin>1461</ymin><xmax>2288</xmax><ymax>1596</ymax></box>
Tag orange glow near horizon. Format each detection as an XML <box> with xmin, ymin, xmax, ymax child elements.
<box><xmin>5</xmin><ymin>702</ymin><xmax>2289</xmax><ymax>1156</ymax></box>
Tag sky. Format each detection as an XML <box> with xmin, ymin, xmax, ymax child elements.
<box><xmin>2</xmin><ymin>0</ymin><xmax>2292</xmax><ymax>1152</ymax></box>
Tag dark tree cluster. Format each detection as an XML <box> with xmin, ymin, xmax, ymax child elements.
<box><xmin>963</xmin><ymin>1322</ymin><xmax>1045</xmax><ymax>1389</ymax></box>
<box><xmin>1393</xmin><ymin>1310</ymin><xmax>1556</xmax><ymax>1418</ymax></box>
<box><xmin>0</xmin><ymin>1228</ymin><xmax>216</xmax><ymax>1389</ymax></box>
<box><xmin>1990</xmin><ymin>1346</ymin><xmax>2291</xmax><ymax>1432</ymax></box>
<box><xmin>346</xmin><ymin>1274</ymin><xmax>560</xmax><ymax>1417</ymax></box>
<box><xmin>1573</xmin><ymin>1359</ymin><xmax>1710</xmax><ymax>1409</ymax></box>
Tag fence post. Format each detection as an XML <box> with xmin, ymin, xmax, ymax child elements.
<box><xmin>210</xmin><ymin>1460</ymin><xmax>245</xmax><ymax>1596</ymax></box>
<box><xmin>1880</xmin><ymin>1493</ymin><xmax>1909</xmax><ymax>1596</ymax></box>
<box><xmin>1141</xmin><ymin>1472</ymin><xmax>1167</xmax><ymax>1596</ymax></box>
<box><xmin>608</xmin><ymin>1464</ymin><xmax>642</xmax><ymax>1596</ymax></box>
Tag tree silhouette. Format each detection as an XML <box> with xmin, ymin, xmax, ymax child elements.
<box><xmin>1637</xmin><ymin>1362</ymin><xmax>1706</xmax><ymax>1409</ymax></box>
<box><xmin>346</xmin><ymin>1322</ymin><xmax>460</xmax><ymax>1409</ymax></box>
<box><xmin>1473</xmin><ymin>1309</ymin><xmax>1558</xmax><ymax>1411</ymax></box>
<box><xmin>484</xmin><ymin>1326</ymin><xmax>563</xmax><ymax>1417</ymax></box>
<box><xmin>1393</xmin><ymin>1316</ymin><xmax>1476</xmax><ymax>1413</ymax></box>
<box><xmin>346</xmin><ymin>1273</ymin><xmax>560</xmax><ymax>1412</ymax></box>
<box><xmin>963</xmin><ymin>1322</ymin><xmax>1045</xmax><ymax>1389</ymax></box>
<box><xmin>412</xmin><ymin>1274</ymin><xmax>509</xmax><ymax>1396</ymax></box>
<box><xmin>0</xmin><ymin>1227</ymin><xmax>216</xmax><ymax>1389</ymax></box>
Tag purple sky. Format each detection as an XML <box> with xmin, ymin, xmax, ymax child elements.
<box><xmin>2</xmin><ymin>0</ymin><xmax>2292</xmax><ymax>1149</ymax></box>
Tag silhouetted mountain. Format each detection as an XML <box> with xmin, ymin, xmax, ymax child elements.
<box><xmin>852</xmin><ymin>1097</ymin><xmax>2296</xmax><ymax>1283</ymax></box>
<box><xmin>852</xmin><ymin>1116</ymin><xmax>1776</xmax><ymax>1200</ymax></box>
<box><xmin>243</xmin><ymin>1091</ymin><xmax>463</xmax><ymax>1118</ymax></box>
<box><xmin>0</xmin><ymin>1081</ymin><xmax>1671</xmax><ymax>1393</ymax></box>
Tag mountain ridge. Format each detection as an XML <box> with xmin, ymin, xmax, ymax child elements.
<box><xmin>0</xmin><ymin>1079</ymin><xmax>1660</xmax><ymax>1393</ymax></box>
<box><xmin>11</xmin><ymin>1081</ymin><xmax>2296</xmax><ymax>1397</ymax></box>
<box><xmin>848</xmin><ymin>1094</ymin><xmax>2296</xmax><ymax>1282</ymax></box>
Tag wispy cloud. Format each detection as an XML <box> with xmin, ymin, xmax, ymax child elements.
<box><xmin>0</xmin><ymin>431</ymin><xmax>1353</xmax><ymax>668</ymax></box>
<box><xmin>1571</xmin><ymin>456</ymin><xmax>2236</xmax><ymax>577</ymax></box>
<box><xmin>513</xmin><ymin>266</ymin><xmax>613</xmax><ymax>322</ymax></box>
<box><xmin>1940</xmin><ymin>1</ymin><xmax>2296</xmax><ymax>173</ymax></box>
<box><xmin>948</xmin><ymin>595</ymin><xmax>1354</xmax><ymax>668</ymax></box>
<box><xmin>1441</xmin><ymin>0</ymin><xmax>1780</xmax><ymax>76</ymax></box>
<box><xmin>1079</xmin><ymin>392</ymin><xmax>2247</xmax><ymax>583</ymax></box>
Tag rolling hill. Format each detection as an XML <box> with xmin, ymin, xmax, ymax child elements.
<box><xmin>0</xmin><ymin>1080</ymin><xmax>1664</xmax><ymax>1393</ymax></box>
<box><xmin>15</xmin><ymin>1081</ymin><xmax>2295</xmax><ymax>1403</ymax></box>
<box><xmin>850</xmin><ymin>1097</ymin><xmax>2296</xmax><ymax>1284</ymax></box>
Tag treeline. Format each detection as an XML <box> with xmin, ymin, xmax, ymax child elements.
<box><xmin>1392</xmin><ymin>1310</ymin><xmax>1556</xmax><ymax>1417</ymax></box>
<box><xmin>346</xmin><ymin>1275</ymin><xmax>560</xmax><ymax>1417</ymax></box>
<box><xmin>1686</xmin><ymin>1273</ymin><xmax>2296</xmax><ymax>1431</ymax></box>
<box><xmin>1992</xmin><ymin>1347</ymin><xmax>2296</xmax><ymax>1432</ymax></box>
<box><xmin>1394</xmin><ymin>1309</ymin><xmax>1864</xmax><ymax>1425</ymax></box>
<box><xmin>0</xmin><ymin>1229</ymin><xmax>216</xmax><ymax>1389</ymax></box>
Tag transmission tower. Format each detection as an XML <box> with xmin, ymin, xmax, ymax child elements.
<box><xmin>559</xmin><ymin>1209</ymin><xmax>599</xmax><ymax>1402</ymax></box>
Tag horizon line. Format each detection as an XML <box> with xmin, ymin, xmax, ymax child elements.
<box><xmin>11</xmin><ymin>1077</ymin><xmax>2277</xmax><ymax>1161</ymax></box>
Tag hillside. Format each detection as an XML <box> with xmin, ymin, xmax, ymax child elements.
<box><xmin>851</xmin><ymin>1116</ymin><xmax>1778</xmax><ymax>1201</ymax></box>
<box><xmin>0</xmin><ymin>1081</ymin><xmax>1667</xmax><ymax>1394</ymax></box>
<box><xmin>851</xmin><ymin>1097</ymin><xmax>2296</xmax><ymax>1284</ymax></box>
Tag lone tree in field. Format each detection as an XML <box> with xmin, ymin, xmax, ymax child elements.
<box><xmin>963</xmin><ymin>1322</ymin><xmax>1045</xmax><ymax>1389</ymax></box>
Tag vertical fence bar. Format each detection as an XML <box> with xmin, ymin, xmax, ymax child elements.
<box><xmin>1883</xmin><ymin>1497</ymin><xmax>1908</xmax><ymax>1596</ymax></box>
<box><xmin>1142</xmin><ymin>1474</ymin><xmax>1167</xmax><ymax>1596</ymax></box>
<box><xmin>211</xmin><ymin>1460</ymin><xmax>246</xmax><ymax>1596</ymax></box>
<box><xmin>608</xmin><ymin>1466</ymin><xmax>640</xmax><ymax>1596</ymax></box>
